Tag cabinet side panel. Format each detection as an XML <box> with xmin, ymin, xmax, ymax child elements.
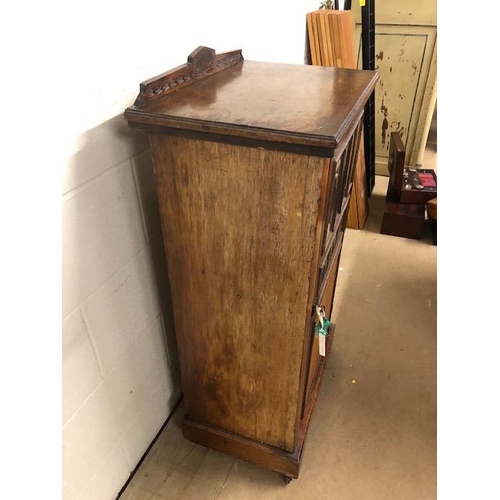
<box><xmin>150</xmin><ymin>134</ymin><xmax>323</xmax><ymax>452</ymax></box>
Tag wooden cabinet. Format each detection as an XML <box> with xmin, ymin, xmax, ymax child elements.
<box><xmin>124</xmin><ymin>47</ymin><xmax>378</xmax><ymax>481</ymax></box>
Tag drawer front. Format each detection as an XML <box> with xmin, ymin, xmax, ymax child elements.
<box><xmin>317</xmin><ymin>120</ymin><xmax>363</xmax><ymax>298</ymax></box>
<box><xmin>303</xmin><ymin>249</ymin><xmax>342</xmax><ymax>410</ymax></box>
<box><xmin>299</xmin><ymin>119</ymin><xmax>363</xmax><ymax>418</ymax></box>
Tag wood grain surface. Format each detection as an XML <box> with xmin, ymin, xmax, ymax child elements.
<box><xmin>151</xmin><ymin>135</ymin><xmax>325</xmax><ymax>452</ymax></box>
<box><xmin>126</xmin><ymin>60</ymin><xmax>378</xmax><ymax>153</ymax></box>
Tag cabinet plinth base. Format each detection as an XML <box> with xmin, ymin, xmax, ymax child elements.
<box><xmin>181</xmin><ymin>329</ymin><xmax>334</xmax><ymax>480</ymax></box>
<box><xmin>182</xmin><ymin>418</ymin><xmax>301</xmax><ymax>478</ymax></box>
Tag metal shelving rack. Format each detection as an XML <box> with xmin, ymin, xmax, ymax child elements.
<box><xmin>344</xmin><ymin>0</ymin><xmax>375</xmax><ymax>195</ymax></box>
<box><xmin>361</xmin><ymin>0</ymin><xmax>376</xmax><ymax>195</ymax></box>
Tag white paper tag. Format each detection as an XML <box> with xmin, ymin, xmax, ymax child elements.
<box><xmin>319</xmin><ymin>333</ymin><xmax>326</xmax><ymax>357</ymax></box>
<box><xmin>315</xmin><ymin>304</ymin><xmax>327</xmax><ymax>357</ymax></box>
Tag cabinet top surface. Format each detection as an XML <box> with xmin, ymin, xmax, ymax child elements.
<box><xmin>125</xmin><ymin>56</ymin><xmax>378</xmax><ymax>151</ymax></box>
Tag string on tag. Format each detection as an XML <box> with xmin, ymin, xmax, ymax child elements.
<box><xmin>314</xmin><ymin>305</ymin><xmax>332</xmax><ymax>337</ymax></box>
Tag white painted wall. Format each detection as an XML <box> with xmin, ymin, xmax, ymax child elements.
<box><xmin>60</xmin><ymin>1</ymin><xmax>319</xmax><ymax>499</ymax></box>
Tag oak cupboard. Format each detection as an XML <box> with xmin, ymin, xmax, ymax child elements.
<box><xmin>124</xmin><ymin>47</ymin><xmax>378</xmax><ymax>482</ymax></box>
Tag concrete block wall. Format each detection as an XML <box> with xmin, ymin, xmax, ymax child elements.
<box><xmin>62</xmin><ymin>116</ymin><xmax>181</xmax><ymax>500</ymax></box>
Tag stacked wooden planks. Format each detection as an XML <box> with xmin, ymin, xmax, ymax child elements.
<box><xmin>306</xmin><ymin>9</ymin><xmax>356</xmax><ymax>68</ymax></box>
<box><xmin>307</xmin><ymin>9</ymin><xmax>369</xmax><ymax>230</ymax></box>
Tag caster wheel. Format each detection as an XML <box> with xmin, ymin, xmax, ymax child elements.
<box><xmin>281</xmin><ymin>474</ymin><xmax>293</xmax><ymax>485</ymax></box>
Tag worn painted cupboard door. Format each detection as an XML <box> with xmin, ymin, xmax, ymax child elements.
<box><xmin>352</xmin><ymin>0</ymin><xmax>437</xmax><ymax>174</ymax></box>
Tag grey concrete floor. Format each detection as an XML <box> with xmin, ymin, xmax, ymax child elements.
<box><xmin>118</xmin><ymin>169</ymin><xmax>437</xmax><ymax>500</ymax></box>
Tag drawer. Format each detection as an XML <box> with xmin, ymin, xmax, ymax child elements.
<box><xmin>319</xmin><ymin>120</ymin><xmax>363</xmax><ymax>259</ymax></box>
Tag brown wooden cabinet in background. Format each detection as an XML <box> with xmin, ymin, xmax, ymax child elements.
<box><xmin>125</xmin><ymin>47</ymin><xmax>378</xmax><ymax>482</ymax></box>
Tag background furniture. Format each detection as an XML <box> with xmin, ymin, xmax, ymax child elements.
<box><xmin>426</xmin><ymin>197</ymin><xmax>437</xmax><ymax>245</ymax></box>
<box><xmin>125</xmin><ymin>47</ymin><xmax>378</xmax><ymax>482</ymax></box>
<box><xmin>380</xmin><ymin>132</ymin><xmax>437</xmax><ymax>240</ymax></box>
<box><xmin>352</xmin><ymin>0</ymin><xmax>437</xmax><ymax>174</ymax></box>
